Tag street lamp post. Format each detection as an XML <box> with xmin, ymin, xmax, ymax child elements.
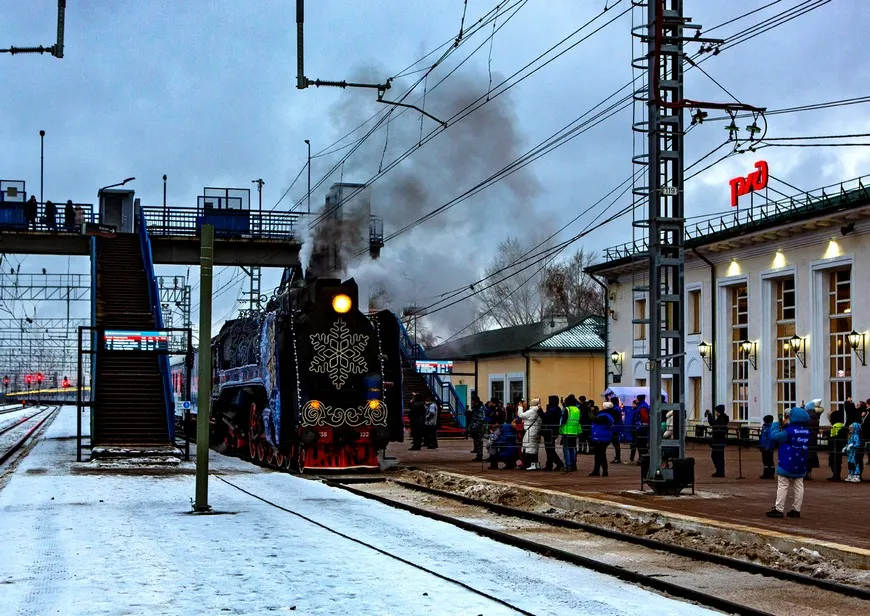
<box><xmin>39</xmin><ymin>130</ymin><xmax>45</xmax><ymax>205</ymax></box>
<box><xmin>304</xmin><ymin>139</ymin><xmax>311</xmax><ymax>213</ymax></box>
<box><xmin>252</xmin><ymin>178</ymin><xmax>264</xmax><ymax>233</ymax></box>
<box><xmin>162</xmin><ymin>174</ymin><xmax>168</xmax><ymax>230</ymax></box>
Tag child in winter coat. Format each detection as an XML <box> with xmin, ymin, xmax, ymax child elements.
<box><xmin>759</xmin><ymin>415</ymin><xmax>775</xmax><ymax>479</ymax></box>
<box><xmin>844</xmin><ymin>422</ymin><xmax>863</xmax><ymax>482</ymax></box>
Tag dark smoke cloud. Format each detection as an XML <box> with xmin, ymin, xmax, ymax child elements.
<box><xmin>310</xmin><ymin>64</ymin><xmax>544</xmax><ymax>340</ymax></box>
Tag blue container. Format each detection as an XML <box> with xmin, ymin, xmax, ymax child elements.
<box><xmin>197</xmin><ymin>209</ymin><xmax>251</xmax><ymax>238</ymax></box>
<box><xmin>0</xmin><ymin>203</ymin><xmax>27</xmax><ymax>229</ymax></box>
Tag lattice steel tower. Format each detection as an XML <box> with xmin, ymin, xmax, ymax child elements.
<box><xmin>632</xmin><ymin>0</ymin><xmax>687</xmax><ymax>480</ymax></box>
<box><xmin>631</xmin><ymin>1</ymin><xmax>764</xmax><ymax>487</ymax></box>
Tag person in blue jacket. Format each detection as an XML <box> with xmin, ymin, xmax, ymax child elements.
<box><xmin>590</xmin><ymin>405</ymin><xmax>614</xmax><ymax>477</ymax></box>
<box><xmin>622</xmin><ymin>402</ymin><xmax>637</xmax><ymax>464</ymax></box>
<box><xmin>608</xmin><ymin>396</ymin><xmax>624</xmax><ymax>464</ymax></box>
<box><xmin>766</xmin><ymin>406</ymin><xmax>810</xmax><ymax>518</ymax></box>
<box><xmin>759</xmin><ymin>414</ymin><xmax>775</xmax><ymax>480</ymax></box>
<box><xmin>486</xmin><ymin>422</ymin><xmax>519</xmax><ymax>470</ymax></box>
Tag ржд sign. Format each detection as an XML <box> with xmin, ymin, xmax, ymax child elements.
<box><xmin>729</xmin><ymin>160</ymin><xmax>768</xmax><ymax>207</ymax></box>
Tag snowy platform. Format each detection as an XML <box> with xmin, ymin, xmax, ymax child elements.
<box><xmin>0</xmin><ymin>407</ymin><xmax>716</xmax><ymax>615</ymax></box>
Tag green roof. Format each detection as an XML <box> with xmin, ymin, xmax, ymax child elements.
<box><xmin>533</xmin><ymin>316</ymin><xmax>605</xmax><ymax>351</ymax></box>
<box><xmin>427</xmin><ymin>315</ymin><xmax>604</xmax><ymax>360</ymax></box>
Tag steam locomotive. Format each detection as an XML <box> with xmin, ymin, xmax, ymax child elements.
<box><xmin>172</xmin><ymin>275</ymin><xmax>404</xmax><ymax>471</ymax></box>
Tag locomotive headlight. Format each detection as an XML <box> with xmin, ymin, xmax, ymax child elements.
<box><xmin>368</xmin><ymin>400</ymin><xmax>380</xmax><ymax>410</ymax></box>
<box><xmin>332</xmin><ymin>293</ymin><xmax>352</xmax><ymax>314</ymax></box>
<box><xmin>309</xmin><ymin>400</ymin><xmax>321</xmax><ymax>410</ymax></box>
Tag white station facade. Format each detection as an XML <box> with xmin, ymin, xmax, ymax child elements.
<box><xmin>589</xmin><ymin>169</ymin><xmax>870</xmax><ymax>427</ymax></box>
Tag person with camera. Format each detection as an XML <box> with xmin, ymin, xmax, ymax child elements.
<box><xmin>766</xmin><ymin>405</ymin><xmax>811</xmax><ymax>518</ymax></box>
<box><xmin>706</xmin><ymin>405</ymin><xmax>729</xmax><ymax>477</ymax></box>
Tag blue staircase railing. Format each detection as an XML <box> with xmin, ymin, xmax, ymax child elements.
<box><xmin>397</xmin><ymin>319</ymin><xmax>466</xmax><ymax>421</ymax></box>
<box><xmin>138</xmin><ymin>208</ymin><xmax>175</xmax><ymax>441</ymax></box>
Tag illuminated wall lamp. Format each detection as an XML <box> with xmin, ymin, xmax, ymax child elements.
<box><xmin>610</xmin><ymin>351</ymin><xmax>623</xmax><ymax>378</ymax></box>
<box><xmin>848</xmin><ymin>330</ymin><xmax>866</xmax><ymax>366</ymax></box>
<box><xmin>697</xmin><ymin>341</ymin><xmax>712</xmax><ymax>371</ymax></box>
<box><xmin>789</xmin><ymin>334</ymin><xmax>806</xmax><ymax>368</ymax></box>
<box><xmin>741</xmin><ymin>339</ymin><xmax>758</xmax><ymax>370</ymax></box>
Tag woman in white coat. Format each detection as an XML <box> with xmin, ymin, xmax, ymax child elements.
<box><xmin>518</xmin><ymin>398</ymin><xmax>543</xmax><ymax>470</ymax></box>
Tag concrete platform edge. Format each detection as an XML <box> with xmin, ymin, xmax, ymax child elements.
<box><xmin>432</xmin><ymin>470</ymin><xmax>870</xmax><ymax>569</ymax></box>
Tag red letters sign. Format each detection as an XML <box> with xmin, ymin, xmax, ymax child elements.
<box><xmin>729</xmin><ymin>161</ymin><xmax>768</xmax><ymax>207</ymax></box>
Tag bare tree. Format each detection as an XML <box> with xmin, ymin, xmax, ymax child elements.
<box><xmin>541</xmin><ymin>248</ymin><xmax>605</xmax><ymax>317</ymax></box>
<box><xmin>474</xmin><ymin>236</ymin><xmax>546</xmax><ymax>329</ymax></box>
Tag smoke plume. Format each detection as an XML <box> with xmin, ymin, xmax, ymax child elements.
<box><xmin>310</xmin><ymin>66</ymin><xmax>543</xmax><ymax>342</ymax></box>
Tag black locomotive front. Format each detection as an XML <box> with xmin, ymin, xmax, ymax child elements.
<box><xmin>209</xmin><ymin>276</ymin><xmax>403</xmax><ymax>472</ymax></box>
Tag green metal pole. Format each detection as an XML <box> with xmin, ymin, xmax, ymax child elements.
<box><xmin>194</xmin><ymin>224</ymin><xmax>214</xmax><ymax>512</ymax></box>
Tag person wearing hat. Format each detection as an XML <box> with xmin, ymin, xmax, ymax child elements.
<box><xmin>542</xmin><ymin>395</ymin><xmax>564</xmax><ymax>471</ymax></box>
<box><xmin>590</xmin><ymin>404</ymin><xmax>615</xmax><ymax>476</ymax></box>
<box><xmin>766</xmin><ymin>405</ymin><xmax>811</xmax><ymax>518</ymax></box>
<box><xmin>706</xmin><ymin>404</ymin><xmax>729</xmax><ymax>477</ymax></box>
<box><xmin>560</xmin><ymin>395</ymin><xmax>581</xmax><ymax>472</ymax></box>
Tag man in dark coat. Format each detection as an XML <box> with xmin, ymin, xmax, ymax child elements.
<box><xmin>24</xmin><ymin>196</ymin><xmax>38</xmax><ymax>230</ymax></box>
<box><xmin>407</xmin><ymin>393</ymin><xmax>425</xmax><ymax>450</ymax></box>
<box><xmin>64</xmin><ymin>200</ymin><xmax>76</xmax><ymax>232</ymax></box>
<box><xmin>541</xmin><ymin>395</ymin><xmax>564</xmax><ymax>471</ymax></box>
<box><xmin>707</xmin><ymin>404</ymin><xmax>729</xmax><ymax>477</ymax></box>
<box><xmin>466</xmin><ymin>395</ymin><xmax>486</xmax><ymax>461</ymax></box>
<box><xmin>44</xmin><ymin>200</ymin><xmax>57</xmax><ymax>231</ymax></box>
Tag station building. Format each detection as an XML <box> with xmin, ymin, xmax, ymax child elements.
<box><xmin>588</xmin><ymin>176</ymin><xmax>870</xmax><ymax>427</ymax></box>
<box><xmin>426</xmin><ymin>316</ymin><xmax>605</xmax><ymax>406</ymax></box>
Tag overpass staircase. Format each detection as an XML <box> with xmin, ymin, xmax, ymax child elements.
<box><xmin>91</xmin><ymin>212</ymin><xmax>174</xmax><ymax>451</ymax></box>
<box><xmin>397</xmin><ymin>321</ymin><xmax>465</xmax><ymax>435</ymax></box>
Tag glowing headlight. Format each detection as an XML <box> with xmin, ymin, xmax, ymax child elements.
<box><xmin>332</xmin><ymin>293</ymin><xmax>352</xmax><ymax>313</ymax></box>
<box><xmin>368</xmin><ymin>400</ymin><xmax>380</xmax><ymax>410</ymax></box>
<box><xmin>309</xmin><ymin>400</ymin><xmax>321</xmax><ymax>410</ymax></box>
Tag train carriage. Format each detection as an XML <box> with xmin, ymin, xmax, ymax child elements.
<box><xmin>171</xmin><ymin>276</ymin><xmax>404</xmax><ymax>471</ymax></box>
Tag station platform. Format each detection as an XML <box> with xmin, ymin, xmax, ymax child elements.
<box><xmin>395</xmin><ymin>436</ymin><xmax>870</xmax><ymax>553</ymax></box>
<box><xmin>0</xmin><ymin>408</ymin><xmax>713</xmax><ymax>616</ymax></box>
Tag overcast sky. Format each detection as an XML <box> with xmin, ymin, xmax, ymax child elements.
<box><xmin>2</xmin><ymin>0</ymin><xmax>869</xmax><ymax>347</ymax></box>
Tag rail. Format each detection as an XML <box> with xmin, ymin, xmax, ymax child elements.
<box><xmin>604</xmin><ymin>174</ymin><xmax>870</xmax><ymax>263</ymax></box>
<box><xmin>141</xmin><ymin>206</ymin><xmax>303</xmax><ymax>240</ymax></box>
<box><xmin>397</xmin><ymin>319</ymin><xmax>466</xmax><ymax>420</ymax></box>
<box><xmin>138</xmin><ymin>209</ymin><xmax>175</xmax><ymax>441</ymax></box>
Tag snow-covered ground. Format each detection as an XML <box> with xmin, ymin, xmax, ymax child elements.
<box><xmin>0</xmin><ymin>407</ymin><xmax>718</xmax><ymax>616</ymax></box>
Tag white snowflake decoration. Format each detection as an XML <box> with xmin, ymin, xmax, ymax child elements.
<box><xmin>309</xmin><ymin>320</ymin><xmax>369</xmax><ymax>389</ymax></box>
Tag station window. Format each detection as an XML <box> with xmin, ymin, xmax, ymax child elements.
<box><xmin>689</xmin><ymin>376</ymin><xmax>702</xmax><ymax>420</ymax></box>
<box><xmin>508</xmin><ymin>379</ymin><xmax>524</xmax><ymax>405</ymax></box>
<box><xmin>828</xmin><ymin>268</ymin><xmax>852</xmax><ymax>408</ymax></box>
<box><xmin>775</xmin><ymin>278</ymin><xmax>796</xmax><ymax>415</ymax></box>
<box><xmin>490</xmin><ymin>379</ymin><xmax>505</xmax><ymax>404</ymax></box>
<box><xmin>634</xmin><ymin>298</ymin><xmax>647</xmax><ymax>340</ymax></box>
<box><xmin>730</xmin><ymin>284</ymin><xmax>749</xmax><ymax>421</ymax></box>
<box><xmin>688</xmin><ymin>289</ymin><xmax>701</xmax><ymax>335</ymax></box>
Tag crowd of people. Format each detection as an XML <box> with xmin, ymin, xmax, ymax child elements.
<box><xmin>457</xmin><ymin>392</ymin><xmax>654</xmax><ymax>476</ymax></box>
<box><xmin>405</xmin><ymin>390</ymin><xmax>869</xmax><ymax>521</ymax></box>
<box><xmin>22</xmin><ymin>196</ymin><xmax>85</xmax><ymax>232</ymax></box>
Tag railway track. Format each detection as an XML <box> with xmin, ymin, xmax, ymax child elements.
<box><xmin>326</xmin><ymin>478</ymin><xmax>870</xmax><ymax>616</ymax></box>
<box><xmin>215</xmin><ymin>474</ymin><xmax>539</xmax><ymax>615</ymax></box>
<box><xmin>0</xmin><ymin>406</ymin><xmax>59</xmax><ymax>468</ymax></box>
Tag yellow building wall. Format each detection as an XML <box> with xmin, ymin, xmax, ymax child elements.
<box><xmin>446</xmin><ymin>354</ymin><xmax>605</xmax><ymax>405</ymax></box>
<box><xmin>529</xmin><ymin>353</ymin><xmax>604</xmax><ymax>403</ymax></box>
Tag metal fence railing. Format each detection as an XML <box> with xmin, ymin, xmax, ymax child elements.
<box><xmin>140</xmin><ymin>206</ymin><xmax>303</xmax><ymax>240</ymax></box>
<box><xmin>603</xmin><ymin>175</ymin><xmax>870</xmax><ymax>263</ymax></box>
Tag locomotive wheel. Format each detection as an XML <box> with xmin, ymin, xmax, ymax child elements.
<box><xmin>267</xmin><ymin>449</ymin><xmax>276</xmax><ymax>466</ymax></box>
<box><xmin>296</xmin><ymin>445</ymin><xmax>306</xmax><ymax>473</ymax></box>
<box><xmin>276</xmin><ymin>451</ymin><xmax>284</xmax><ymax>467</ymax></box>
<box><xmin>257</xmin><ymin>441</ymin><xmax>265</xmax><ymax>462</ymax></box>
